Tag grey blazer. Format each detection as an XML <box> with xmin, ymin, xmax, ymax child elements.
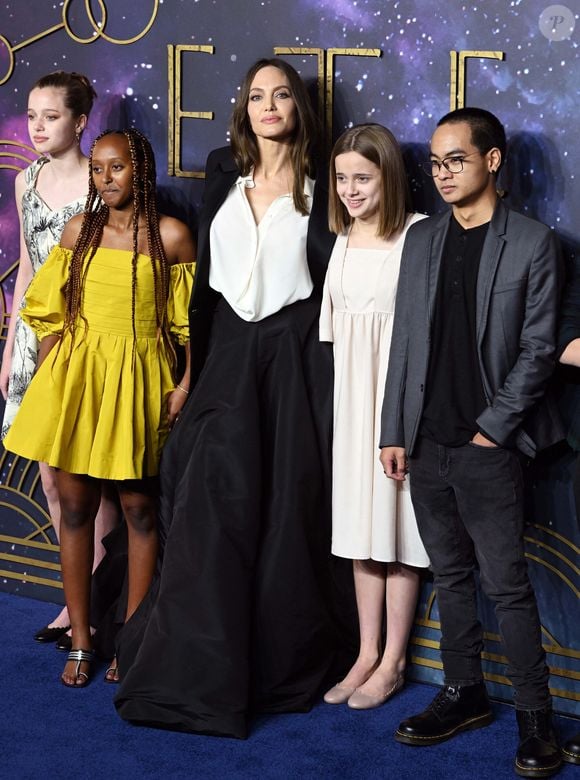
<box><xmin>380</xmin><ymin>199</ymin><xmax>564</xmax><ymax>458</ymax></box>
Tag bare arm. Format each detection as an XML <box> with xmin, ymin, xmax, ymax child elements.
<box><xmin>59</xmin><ymin>214</ymin><xmax>83</xmax><ymax>250</ymax></box>
<box><xmin>166</xmin><ymin>342</ymin><xmax>191</xmax><ymax>426</ymax></box>
<box><xmin>158</xmin><ymin>216</ymin><xmax>196</xmax><ymax>425</ymax></box>
<box><xmin>37</xmin><ymin>334</ymin><xmax>60</xmax><ymax>368</ymax></box>
<box><xmin>159</xmin><ymin>216</ymin><xmax>197</xmax><ymax>266</ymax></box>
<box><xmin>0</xmin><ymin>172</ymin><xmax>34</xmax><ymax>398</ymax></box>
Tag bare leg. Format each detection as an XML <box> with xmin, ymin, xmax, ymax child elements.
<box><xmin>55</xmin><ymin>471</ymin><xmax>101</xmax><ymax>686</ymax></box>
<box><xmin>40</xmin><ymin>464</ymin><xmax>119</xmax><ymax>630</ymax></box>
<box><xmin>332</xmin><ymin>559</ymin><xmax>386</xmax><ymax>690</ymax></box>
<box><xmin>105</xmin><ymin>479</ymin><xmax>158</xmax><ymax>682</ymax></box>
<box><xmin>118</xmin><ymin>482</ymin><xmax>158</xmax><ymax>620</ymax></box>
<box><xmin>92</xmin><ymin>482</ymin><xmax>120</xmax><ymax>570</ymax></box>
<box><xmin>39</xmin><ymin>462</ymin><xmax>70</xmax><ymax>629</ymax></box>
<box><xmin>355</xmin><ymin>562</ymin><xmax>420</xmax><ymax>697</ymax></box>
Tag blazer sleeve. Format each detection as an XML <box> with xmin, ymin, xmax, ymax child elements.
<box><xmin>379</xmin><ymin>234</ymin><xmax>411</xmax><ymax>448</ymax></box>
<box><xmin>476</xmin><ymin>226</ymin><xmax>562</xmax><ymax>445</ymax></box>
<box><xmin>188</xmin><ymin>148</ymin><xmax>237</xmax><ymax>389</ymax></box>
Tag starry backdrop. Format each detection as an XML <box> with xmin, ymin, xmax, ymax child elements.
<box><xmin>0</xmin><ymin>0</ymin><xmax>578</xmax><ymax>713</ymax></box>
<box><xmin>1</xmin><ymin>0</ymin><xmax>578</xmax><ymax>271</ymax></box>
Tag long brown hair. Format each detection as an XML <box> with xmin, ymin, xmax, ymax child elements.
<box><xmin>63</xmin><ymin>129</ymin><xmax>174</xmax><ymax>366</ymax></box>
<box><xmin>229</xmin><ymin>58</ymin><xmax>319</xmax><ymax>216</ymax></box>
<box><xmin>329</xmin><ymin>123</ymin><xmax>411</xmax><ymax>239</ymax></box>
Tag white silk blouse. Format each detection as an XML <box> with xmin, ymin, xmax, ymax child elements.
<box><xmin>208</xmin><ymin>175</ymin><xmax>314</xmax><ymax>322</ymax></box>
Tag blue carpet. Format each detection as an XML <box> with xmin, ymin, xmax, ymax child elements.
<box><xmin>0</xmin><ymin>591</ymin><xmax>577</xmax><ymax>779</ymax></box>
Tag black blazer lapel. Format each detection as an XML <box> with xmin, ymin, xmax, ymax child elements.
<box><xmin>194</xmin><ymin>149</ymin><xmax>239</xmax><ymax>306</ymax></box>
<box><xmin>307</xmin><ymin>173</ymin><xmax>335</xmax><ymax>293</ymax></box>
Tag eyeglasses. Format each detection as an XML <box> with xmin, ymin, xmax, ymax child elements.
<box><xmin>421</xmin><ymin>152</ymin><xmax>483</xmax><ymax>177</ymax></box>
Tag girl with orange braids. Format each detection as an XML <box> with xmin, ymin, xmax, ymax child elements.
<box><xmin>4</xmin><ymin>129</ymin><xmax>195</xmax><ymax>688</ymax></box>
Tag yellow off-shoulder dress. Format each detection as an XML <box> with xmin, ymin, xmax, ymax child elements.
<box><xmin>4</xmin><ymin>245</ymin><xmax>195</xmax><ymax>480</ymax></box>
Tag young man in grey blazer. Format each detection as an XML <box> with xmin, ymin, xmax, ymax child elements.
<box><xmin>380</xmin><ymin>107</ymin><xmax>562</xmax><ymax>778</ymax></box>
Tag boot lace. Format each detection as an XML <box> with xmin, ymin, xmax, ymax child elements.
<box><xmin>429</xmin><ymin>686</ymin><xmax>459</xmax><ymax>716</ymax></box>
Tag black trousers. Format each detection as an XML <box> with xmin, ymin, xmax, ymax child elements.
<box><xmin>409</xmin><ymin>436</ymin><xmax>550</xmax><ymax>710</ymax></box>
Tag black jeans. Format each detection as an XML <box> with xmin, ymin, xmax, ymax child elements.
<box><xmin>409</xmin><ymin>436</ymin><xmax>550</xmax><ymax>710</ymax></box>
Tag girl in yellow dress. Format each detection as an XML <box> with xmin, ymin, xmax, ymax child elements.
<box><xmin>0</xmin><ymin>71</ymin><xmax>120</xmax><ymax>646</ymax></box>
<box><xmin>4</xmin><ymin>129</ymin><xmax>196</xmax><ymax>688</ymax></box>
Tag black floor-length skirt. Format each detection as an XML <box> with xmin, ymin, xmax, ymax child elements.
<box><xmin>114</xmin><ymin>297</ymin><xmax>356</xmax><ymax>739</ymax></box>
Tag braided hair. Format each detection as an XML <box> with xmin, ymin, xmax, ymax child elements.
<box><xmin>62</xmin><ymin>129</ymin><xmax>175</xmax><ymax>368</ymax></box>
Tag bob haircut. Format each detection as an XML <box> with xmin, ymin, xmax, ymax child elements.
<box><xmin>328</xmin><ymin>123</ymin><xmax>411</xmax><ymax>239</ymax></box>
<box><xmin>229</xmin><ymin>57</ymin><xmax>319</xmax><ymax>216</ymax></box>
<box><xmin>436</xmin><ymin>106</ymin><xmax>507</xmax><ymax>175</ymax></box>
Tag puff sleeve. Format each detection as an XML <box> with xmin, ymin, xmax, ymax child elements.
<box><xmin>20</xmin><ymin>245</ymin><xmax>70</xmax><ymax>338</ymax></box>
<box><xmin>167</xmin><ymin>262</ymin><xmax>195</xmax><ymax>345</ymax></box>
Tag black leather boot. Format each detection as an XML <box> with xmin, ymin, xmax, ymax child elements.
<box><xmin>394</xmin><ymin>682</ymin><xmax>493</xmax><ymax>746</ymax></box>
<box><xmin>515</xmin><ymin>707</ymin><xmax>561</xmax><ymax>777</ymax></box>
<box><xmin>562</xmin><ymin>732</ymin><xmax>580</xmax><ymax>765</ymax></box>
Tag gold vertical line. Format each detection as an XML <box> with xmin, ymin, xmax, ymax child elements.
<box><xmin>175</xmin><ymin>44</ymin><xmax>182</xmax><ymax>178</ymax></box>
<box><xmin>325</xmin><ymin>49</ymin><xmax>381</xmax><ymax>154</ymax></box>
<box><xmin>449</xmin><ymin>50</ymin><xmax>458</xmax><ymax>110</ymax></box>
<box><xmin>170</xmin><ymin>45</ymin><xmax>214</xmax><ymax>178</ymax></box>
<box><xmin>167</xmin><ymin>45</ymin><xmax>175</xmax><ymax>176</ymax></box>
<box><xmin>453</xmin><ymin>51</ymin><xmax>505</xmax><ymax>109</ymax></box>
<box><xmin>274</xmin><ymin>47</ymin><xmax>326</xmax><ymax>140</ymax></box>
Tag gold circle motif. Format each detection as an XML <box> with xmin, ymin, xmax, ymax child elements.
<box><xmin>62</xmin><ymin>0</ymin><xmax>107</xmax><ymax>45</ymax></box>
<box><xmin>0</xmin><ymin>34</ymin><xmax>15</xmax><ymax>86</ymax></box>
<box><xmin>62</xmin><ymin>0</ymin><xmax>158</xmax><ymax>46</ymax></box>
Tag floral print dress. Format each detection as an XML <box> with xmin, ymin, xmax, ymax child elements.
<box><xmin>2</xmin><ymin>157</ymin><xmax>86</xmax><ymax>437</ymax></box>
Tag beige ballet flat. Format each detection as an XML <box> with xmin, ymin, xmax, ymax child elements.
<box><xmin>324</xmin><ymin>683</ymin><xmax>357</xmax><ymax>705</ymax></box>
<box><xmin>347</xmin><ymin>675</ymin><xmax>405</xmax><ymax>710</ymax></box>
<box><xmin>324</xmin><ymin>659</ymin><xmax>382</xmax><ymax>705</ymax></box>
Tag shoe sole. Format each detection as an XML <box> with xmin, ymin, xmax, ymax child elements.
<box><xmin>561</xmin><ymin>747</ymin><xmax>580</xmax><ymax>765</ymax></box>
<box><xmin>33</xmin><ymin>627</ymin><xmax>70</xmax><ymax>643</ymax></box>
<box><xmin>514</xmin><ymin>757</ymin><xmax>562</xmax><ymax>778</ymax></box>
<box><xmin>394</xmin><ymin>711</ymin><xmax>493</xmax><ymax>746</ymax></box>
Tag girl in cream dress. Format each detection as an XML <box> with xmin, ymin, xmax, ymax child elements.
<box><xmin>320</xmin><ymin>124</ymin><xmax>429</xmax><ymax>710</ymax></box>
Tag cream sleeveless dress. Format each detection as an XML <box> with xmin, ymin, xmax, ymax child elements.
<box><xmin>320</xmin><ymin>213</ymin><xmax>429</xmax><ymax>565</ymax></box>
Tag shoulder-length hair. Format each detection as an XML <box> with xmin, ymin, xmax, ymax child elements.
<box><xmin>328</xmin><ymin>123</ymin><xmax>411</xmax><ymax>239</ymax></box>
<box><xmin>229</xmin><ymin>58</ymin><xmax>319</xmax><ymax>216</ymax></box>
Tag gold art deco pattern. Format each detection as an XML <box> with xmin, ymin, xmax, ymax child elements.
<box><xmin>0</xmin><ymin>3</ymin><xmax>577</xmax><ymax>714</ymax></box>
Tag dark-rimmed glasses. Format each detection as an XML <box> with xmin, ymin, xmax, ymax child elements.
<box><xmin>421</xmin><ymin>152</ymin><xmax>482</xmax><ymax>177</ymax></box>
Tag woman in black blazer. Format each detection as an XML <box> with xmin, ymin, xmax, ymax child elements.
<box><xmin>115</xmin><ymin>58</ymin><xmax>353</xmax><ymax>739</ymax></box>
